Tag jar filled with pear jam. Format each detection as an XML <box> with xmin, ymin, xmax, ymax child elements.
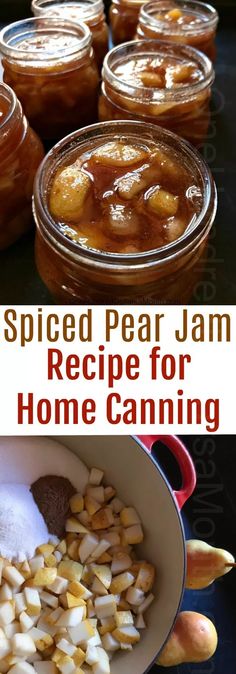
<box><xmin>33</xmin><ymin>120</ymin><xmax>217</xmax><ymax>304</ymax></box>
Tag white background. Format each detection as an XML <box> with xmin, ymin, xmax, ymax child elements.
<box><xmin>0</xmin><ymin>305</ymin><xmax>234</xmax><ymax>434</ymax></box>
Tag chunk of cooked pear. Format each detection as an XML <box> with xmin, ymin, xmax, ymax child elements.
<box><xmin>49</xmin><ymin>163</ymin><xmax>91</xmax><ymax>222</ymax></box>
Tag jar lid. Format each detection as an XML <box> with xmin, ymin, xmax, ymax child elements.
<box><xmin>0</xmin><ymin>16</ymin><xmax>91</xmax><ymax>64</ymax></box>
<box><xmin>140</xmin><ymin>0</ymin><xmax>219</xmax><ymax>36</ymax></box>
<box><xmin>31</xmin><ymin>0</ymin><xmax>104</xmax><ymax>23</ymax></box>
<box><xmin>103</xmin><ymin>39</ymin><xmax>214</xmax><ymax>104</ymax></box>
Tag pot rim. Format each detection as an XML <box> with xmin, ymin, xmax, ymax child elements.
<box><xmin>133</xmin><ymin>434</ymin><xmax>186</xmax><ymax>671</ymax></box>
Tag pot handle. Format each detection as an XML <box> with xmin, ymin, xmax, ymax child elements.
<box><xmin>137</xmin><ymin>435</ymin><xmax>196</xmax><ymax>510</ymax></box>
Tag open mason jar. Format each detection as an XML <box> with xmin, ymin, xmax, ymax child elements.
<box><xmin>99</xmin><ymin>40</ymin><xmax>214</xmax><ymax>147</ymax></box>
<box><xmin>109</xmin><ymin>0</ymin><xmax>148</xmax><ymax>45</ymax></box>
<box><xmin>0</xmin><ymin>17</ymin><xmax>99</xmax><ymax>140</ymax></box>
<box><xmin>31</xmin><ymin>0</ymin><xmax>109</xmax><ymax>70</ymax></box>
<box><xmin>33</xmin><ymin>120</ymin><xmax>217</xmax><ymax>304</ymax></box>
<box><xmin>137</xmin><ymin>0</ymin><xmax>219</xmax><ymax>61</ymax></box>
<box><xmin>0</xmin><ymin>82</ymin><xmax>44</xmax><ymax>250</ymax></box>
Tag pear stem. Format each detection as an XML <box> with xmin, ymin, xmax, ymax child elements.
<box><xmin>225</xmin><ymin>562</ymin><xmax>236</xmax><ymax>567</ymax></box>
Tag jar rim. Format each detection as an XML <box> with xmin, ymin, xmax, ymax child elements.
<box><xmin>31</xmin><ymin>0</ymin><xmax>104</xmax><ymax>22</ymax></box>
<box><xmin>33</xmin><ymin>120</ymin><xmax>217</xmax><ymax>271</ymax></box>
<box><xmin>0</xmin><ymin>16</ymin><xmax>91</xmax><ymax>63</ymax></box>
<box><xmin>140</xmin><ymin>0</ymin><xmax>219</xmax><ymax>35</ymax></box>
<box><xmin>0</xmin><ymin>82</ymin><xmax>17</xmax><ymax>131</ymax></box>
<box><xmin>102</xmin><ymin>39</ymin><xmax>214</xmax><ymax>104</ymax></box>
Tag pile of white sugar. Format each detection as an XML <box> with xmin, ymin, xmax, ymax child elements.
<box><xmin>0</xmin><ymin>484</ymin><xmax>50</xmax><ymax>561</ymax></box>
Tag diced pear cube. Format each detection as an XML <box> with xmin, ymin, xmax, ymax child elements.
<box><xmin>167</xmin><ymin>7</ymin><xmax>182</xmax><ymax>19</ymax></box>
<box><xmin>94</xmin><ymin>596</ymin><xmax>116</xmax><ymax>621</ymax></box>
<box><xmin>91</xmin><ymin>509</ymin><xmax>114</xmax><ymax>531</ymax></box>
<box><xmin>54</xmin><ymin>551</ymin><xmax>62</xmax><ymax>563</ymax></box>
<box><xmin>96</xmin><ymin>553</ymin><xmax>112</xmax><ymax>565</ymax></box>
<box><xmin>56</xmin><ymin>607</ymin><xmax>84</xmax><ymax>627</ymax></box>
<box><xmin>90</xmin><ymin>541</ymin><xmax>110</xmax><ymax>562</ymax></box>
<box><xmin>0</xmin><ymin>601</ymin><xmax>15</xmax><ymax>626</ymax></box>
<box><xmin>50</xmin><ymin>164</ymin><xmax>91</xmax><ymax>223</ymax></box>
<box><xmin>78</xmin><ymin>511</ymin><xmax>91</xmax><ymax>527</ymax></box>
<box><xmin>91</xmin><ymin>566</ymin><xmax>111</xmax><ymax>590</ymax></box>
<box><xmin>86</xmin><ymin>629</ymin><xmax>101</xmax><ymax>648</ymax></box>
<box><xmin>65</xmin><ymin>593</ymin><xmax>86</xmax><ymax>609</ymax></box>
<box><xmin>91</xmin><ymin>578</ymin><xmax>108</xmax><ymax>597</ymax></box>
<box><xmin>0</xmin><ymin>636</ymin><xmax>11</xmax><ymax>658</ymax></box>
<box><xmin>120</xmin><ymin>507</ymin><xmax>141</xmax><ymax>528</ymax></box>
<box><xmin>69</xmin><ymin>494</ymin><xmax>84</xmax><ymax>515</ymax></box>
<box><xmin>33</xmin><ymin>568</ymin><xmax>57</xmax><ymax>586</ymax></box>
<box><xmin>103</xmin><ymin>532</ymin><xmax>120</xmax><ymax>547</ymax></box>
<box><xmin>66</xmin><ymin>519</ymin><xmax>89</xmax><ymax>535</ymax></box>
<box><xmin>85</xmin><ymin>644</ymin><xmax>99</xmax><ymax>665</ymax></box>
<box><xmin>41</xmin><ymin>592</ymin><xmax>59</xmax><ymax>609</ymax></box>
<box><xmin>49</xmin><ymin>576</ymin><xmax>69</xmax><ymax>595</ymax></box>
<box><xmin>57</xmin><ymin>540</ymin><xmax>67</xmax><ymax>555</ymax></box>
<box><xmin>14</xmin><ymin>593</ymin><xmax>27</xmax><ymax>617</ymax></box>
<box><xmin>78</xmin><ymin>535</ymin><xmax>99</xmax><ymax>564</ymax></box>
<box><xmin>101</xmin><ymin>633</ymin><xmax>119</xmax><ymax>652</ymax></box>
<box><xmin>115</xmin><ymin>611</ymin><xmax>133</xmax><ymax>627</ymax></box>
<box><xmin>111</xmin><ymin>553</ymin><xmax>132</xmax><ymax>576</ymax></box>
<box><xmin>2</xmin><ymin>567</ymin><xmax>25</xmax><ymax>589</ymax></box>
<box><xmin>57</xmin><ymin>655</ymin><xmax>75</xmax><ymax>674</ymax></box>
<box><xmin>0</xmin><ymin>583</ymin><xmax>13</xmax><ymax>602</ymax></box>
<box><xmin>123</xmin><ymin>525</ymin><xmax>144</xmax><ymax>545</ymax></box>
<box><xmin>110</xmin><ymin>498</ymin><xmax>124</xmax><ymax>514</ymax></box>
<box><xmin>147</xmin><ymin>187</ymin><xmax>179</xmax><ymax>218</ymax></box>
<box><xmin>92</xmin><ymin>142</ymin><xmax>147</xmax><ymax>167</ymax></box>
<box><xmin>47</xmin><ymin>607</ymin><xmax>64</xmax><ymax>625</ymax></box>
<box><xmin>136</xmin><ymin>593</ymin><xmax>155</xmax><ymax>614</ymax></box>
<box><xmin>12</xmin><ymin>633</ymin><xmax>36</xmax><ymax>657</ymax></box>
<box><xmin>84</xmin><ymin>496</ymin><xmax>101</xmax><ymax>517</ymax></box>
<box><xmin>104</xmin><ymin>488</ymin><xmax>116</xmax><ymax>503</ymax></box>
<box><xmin>58</xmin><ymin>562</ymin><xmax>83</xmax><ymax>583</ymax></box>
<box><xmin>112</xmin><ymin>626</ymin><xmax>140</xmax><ymax>644</ymax></box>
<box><xmin>72</xmin><ymin>647</ymin><xmax>85</xmax><ymax>667</ymax></box>
<box><xmin>99</xmin><ymin>618</ymin><xmax>116</xmax><ymax>636</ymax></box>
<box><xmin>56</xmin><ymin>639</ymin><xmax>76</xmax><ymax>657</ymax></box>
<box><xmin>68</xmin><ymin>582</ymin><xmax>92</xmax><ymax>601</ymax></box>
<box><xmin>29</xmin><ymin>556</ymin><xmax>44</xmax><ymax>575</ymax></box>
<box><xmin>135</xmin><ymin>562</ymin><xmax>155</xmax><ymax>593</ymax></box>
<box><xmin>86</xmin><ymin>487</ymin><xmax>104</xmax><ymax>504</ymax></box>
<box><xmin>126</xmin><ymin>587</ymin><xmax>144</xmax><ymax>606</ymax></box>
<box><xmin>35</xmin><ymin>662</ymin><xmax>58</xmax><ymax>674</ymax></box>
<box><xmin>92</xmin><ymin>647</ymin><xmax>110</xmax><ymax>674</ymax></box>
<box><xmin>37</xmin><ymin>545</ymin><xmax>55</xmax><ymax>557</ymax></box>
<box><xmin>9</xmin><ymin>663</ymin><xmax>35</xmax><ymax>674</ymax></box>
<box><xmin>45</xmin><ymin>555</ymin><xmax>57</xmax><ymax>568</ymax></box>
<box><xmin>68</xmin><ymin>621</ymin><xmax>95</xmax><ymax>646</ymax></box>
<box><xmin>110</xmin><ymin>572</ymin><xmax>134</xmax><ymax>595</ymax></box>
<box><xmin>19</xmin><ymin>560</ymin><xmax>31</xmax><ymax>580</ymax></box>
<box><xmin>24</xmin><ymin>588</ymin><xmax>41</xmax><ymax>616</ymax></box>
<box><xmin>4</xmin><ymin>621</ymin><xmax>20</xmax><ymax>638</ymax></box>
<box><xmin>89</xmin><ymin>469</ymin><xmax>104</xmax><ymax>486</ymax></box>
<box><xmin>19</xmin><ymin>611</ymin><xmax>35</xmax><ymax>633</ymax></box>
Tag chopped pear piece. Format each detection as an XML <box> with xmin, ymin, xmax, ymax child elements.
<box><xmin>111</xmin><ymin>552</ymin><xmax>132</xmax><ymax>576</ymax></box>
<box><xmin>57</xmin><ymin>655</ymin><xmax>75</xmax><ymax>674</ymax></box>
<box><xmin>90</xmin><ymin>541</ymin><xmax>111</xmax><ymax>562</ymax></box>
<box><xmin>9</xmin><ymin>663</ymin><xmax>35</xmax><ymax>674</ymax></box>
<box><xmin>110</xmin><ymin>498</ymin><xmax>124</xmax><ymax>514</ymax></box>
<box><xmin>115</xmin><ymin>611</ymin><xmax>134</xmax><ymax>627</ymax></box>
<box><xmin>112</xmin><ymin>625</ymin><xmax>140</xmax><ymax>644</ymax></box>
<box><xmin>66</xmin><ymin>518</ymin><xmax>89</xmax><ymax>535</ymax></box>
<box><xmin>147</xmin><ymin>187</ymin><xmax>179</xmax><ymax>218</ymax></box>
<box><xmin>0</xmin><ymin>601</ymin><xmax>15</xmax><ymax>626</ymax></box>
<box><xmin>91</xmin><ymin>565</ymin><xmax>112</xmax><ymax>590</ymax></box>
<box><xmin>65</xmin><ymin>593</ymin><xmax>86</xmax><ymax>609</ymax></box>
<box><xmin>37</xmin><ymin>545</ymin><xmax>55</xmax><ymax>557</ymax></box>
<box><xmin>135</xmin><ymin>614</ymin><xmax>146</xmax><ymax>629</ymax></box>
<box><xmin>0</xmin><ymin>636</ymin><xmax>11</xmax><ymax>658</ymax></box>
<box><xmin>58</xmin><ymin>562</ymin><xmax>83</xmax><ymax>583</ymax></box>
<box><xmin>120</xmin><ymin>507</ymin><xmax>141</xmax><ymax>528</ymax></box>
<box><xmin>68</xmin><ymin>581</ymin><xmax>92</xmax><ymax>601</ymax></box>
<box><xmin>3</xmin><ymin>567</ymin><xmax>25</xmax><ymax>589</ymax></box>
<box><xmin>14</xmin><ymin>593</ymin><xmax>27</xmax><ymax>616</ymax></box>
<box><xmin>56</xmin><ymin>638</ymin><xmax>76</xmax><ymax>657</ymax></box>
<box><xmin>135</xmin><ymin>562</ymin><xmax>155</xmax><ymax>593</ymax></box>
<box><xmin>85</xmin><ymin>644</ymin><xmax>99</xmax><ymax>666</ymax></box>
<box><xmin>92</xmin><ymin>142</ymin><xmax>148</xmax><ymax>167</ymax></box>
<box><xmin>24</xmin><ymin>588</ymin><xmax>41</xmax><ymax>616</ymax></box>
<box><xmin>126</xmin><ymin>587</ymin><xmax>144</xmax><ymax>606</ymax></box>
<box><xmin>89</xmin><ymin>468</ymin><xmax>104</xmax><ymax>486</ymax></box>
<box><xmin>69</xmin><ymin>494</ymin><xmax>84</xmax><ymax>514</ymax></box>
<box><xmin>94</xmin><ymin>596</ymin><xmax>116</xmax><ymax>620</ymax></box>
<box><xmin>0</xmin><ymin>583</ymin><xmax>13</xmax><ymax>601</ymax></box>
<box><xmin>56</xmin><ymin>607</ymin><xmax>84</xmax><ymax>627</ymax></box>
<box><xmin>78</xmin><ymin>534</ymin><xmax>99</xmax><ymax>564</ymax></box>
<box><xmin>167</xmin><ymin>7</ymin><xmax>182</xmax><ymax>19</ymax></box>
<box><xmin>33</xmin><ymin>568</ymin><xmax>57</xmax><ymax>586</ymax></box>
<box><xmin>49</xmin><ymin>164</ymin><xmax>91</xmax><ymax>223</ymax></box>
<box><xmin>12</xmin><ymin>633</ymin><xmax>36</xmax><ymax>657</ymax></box>
<box><xmin>29</xmin><ymin>556</ymin><xmax>44</xmax><ymax>575</ymax></box>
<box><xmin>49</xmin><ymin>576</ymin><xmax>69</xmax><ymax>595</ymax></box>
<box><xmin>101</xmin><ymin>633</ymin><xmax>119</xmax><ymax>652</ymax></box>
<box><xmin>136</xmin><ymin>593</ymin><xmax>155</xmax><ymax>614</ymax></box>
<box><xmin>68</xmin><ymin>620</ymin><xmax>95</xmax><ymax>645</ymax></box>
<box><xmin>86</xmin><ymin>487</ymin><xmax>104</xmax><ymax>504</ymax></box>
<box><xmin>140</xmin><ymin>71</ymin><xmax>164</xmax><ymax>87</ymax></box>
<box><xmin>123</xmin><ymin>524</ymin><xmax>144</xmax><ymax>545</ymax></box>
<box><xmin>92</xmin><ymin>647</ymin><xmax>110</xmax><ymax>674</ymax></box>
<box><xmin>110</xmin><ymin>572</ymin><xmax>135</xmax><ymax>595</ymax></box>
<box><xmin>34</xmin><ymin>663</ymin><xmax>58</xmax><ymax>674</ymax></box>
<box><xmin>19</xmin><ymin>611</ymin><xmax>35</xmax><ymax>633</ymax></box>
<box><xmin>108</xmin><ymin>204</ymin><xmax>139</xmax><ymax>237</ymax></box>
<box><xmin>41</xmin><ymin>591</ymin><xmax>59</xmax><ymax>609</ymax></box>
<box><xmin>91</xmin><ymin>509</ymin><xmax>114</xmax><ymax>531</ymax></box>
<box><xmin>91</xmin><ymin>578</ymin><xmax>108</xmax><ymax>597</ymax></box>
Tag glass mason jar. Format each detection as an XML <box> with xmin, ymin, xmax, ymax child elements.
<box><xmin>0</xmin><ymin>82</ymin><xmax>44</xmax><ymax>250</ymax></box>
<box><xmin>31</xmin><ymin>0</ymin><xmax>109</xmax><ymax>70</ymax></box>
<box><xmin>137</xmin><ymin>0</ymin><xmax>219</xmax><ymax>61</ymax></box>
<box><xmin>33</xmin><ymin>120</ymin><xmax>217</xmax><ymax>305</ymax></box>
<box><xmin>0</xmin><ymin>17</ymin><xmax>99</xmax><ymax>140</ymax></box>
<box><xmin>99</xmin><ymin>40</ymin><xmax>214</xmax><ymax>147</ymax></box>
<box><xmin>109</xmin><ymin>0</ymin><xmax>147</xmax><ymax>45</ymax></box>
